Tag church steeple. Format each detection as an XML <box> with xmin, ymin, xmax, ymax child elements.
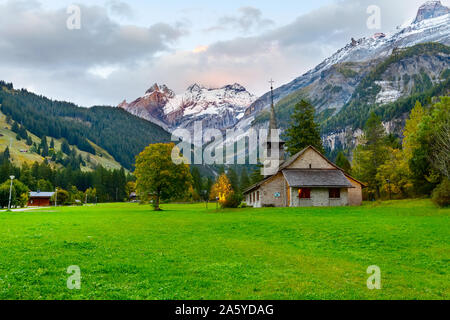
<box><xmin>263</xmin><ymin>79</ymin><xmax>285</xmax><ymax>177</ymax></box>
<box><xmin>269</xmin><ymin>79</ymin><xmax>278</xmax><ymax>132</ymax></box>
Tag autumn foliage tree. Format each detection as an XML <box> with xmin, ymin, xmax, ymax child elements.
<box><xmin>134</xmin><ymin>143</ymin><xmax>192</xmax><ymax>211</ymax></box>
<box><xmin>210</xmin><ymin>173</ymin><xmax>242</xmax><ymax>208</ymax></box>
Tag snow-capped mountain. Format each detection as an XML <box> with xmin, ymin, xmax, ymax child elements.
<box><xmin>243</xmin><ymin>0</ymin><xmax>450</xmax><ymax>120</ymax></box>
<box><xmin>414</xmin><ymin>0</ymin><xmax>449</xmax><ymax>23</ymax></box>
<box><xmin>119</xmin><ymin>83</ymin><xmax>256</xmax><ymax>134</ymax></box>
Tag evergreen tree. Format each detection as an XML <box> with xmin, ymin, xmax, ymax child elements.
<box><xmin>61</xmin><ymin>139</ymin><xmax>71</xmax><ymax>155</ymax></box>
<box><xmin>335</xmin><ymin>151</ymin><xmax>351</xmax><ymax>173</ymax></box>
<box><xmin>11</xmin><ymin>121</ymin><xmax>19</xmax><ymax>133</ymax></box>
<box><xmin>40</xmin><ymin>136</ymin><xmax>49</xmax><ymax>157</ymax></box>
<box><xmin>26</xmin><ymin>135</ymin><xmax>33</xmax><ymax>146</ymax></box>
<box><xmin>19</xmin><ymin>163</ymin><xmax>35</xmax><ymax>190</ymax></box>
<box><xmin>191</xmin><ymin>167</ymin><xmax>203</xmax><ymax>197</ymax></box>
<box><xmin>352</xmin><ymin>112</ymin><xmax>389</xmax><ymax>199</ymax></box>
<box><xmin>2</xmin><ymin>147</ymin><xmax>10</xmax><ymax>161</ymax></box>
<box><xmin>226</xmin><ymin>167</ymin><xmax>240</xmax><ymax>193</ymax></box>
<box><xmin>250</xmin><ymin>165</ymin><xmax>264</xmax><ymax>185</ymax></box>
<box><xmin>50</xmin><ymin>139</ymin><xmax>55</xmax><ymax>150</ymax></box>
<box><xmin>240</xmin><ymin>167</ymin><xmax>251</xmax><ymax>192</ymax></box>
<box><xmin>285</xmin><ymin>100</ymin><xmax>324</xmax><ymax>155</ymax></box>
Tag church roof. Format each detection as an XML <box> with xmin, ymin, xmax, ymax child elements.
<box><xmin>282</xmin><ymin>169</ymin><xmax>354</xmax><ymax>188</ymax></box>
<box><xmin>243</xmin><ymin>145</ymin><xmax>366</xmax><ymax>194</ymax></box>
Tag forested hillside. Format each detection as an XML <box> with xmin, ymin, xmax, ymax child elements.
<box><xmin>323</xmin><ymin>43</ymin><xmax>450</xmax><ymax>133</ymax></box>
<box><xmin>0</xmin><ymin>82</ymin><xmax>172</xmax><ymax>169</ymax></box>
<box><xmin>0</xmin><ymin>111</ymin><xmax>123</xmax><ymax>171</ymax></box>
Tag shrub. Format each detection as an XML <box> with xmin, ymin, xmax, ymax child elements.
<box><xmin>432</xmin><ymin>179</ymin><xmax>450</xmax><ymax>207</ymax></box>
<box><xmin>222</xmin><ymin>193</ymin><xmax>242</xmax><ymax>209</ymax></box>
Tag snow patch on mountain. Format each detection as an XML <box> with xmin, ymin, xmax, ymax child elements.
<box><xmin>119</xmin><ymin>82</ymin><xmax>256</xmax><ymax>134</ymax></box>
<box><xmin>375</xmin><ymin>81</ymin><xmax>402</xmax><ymax>105</ymax></box>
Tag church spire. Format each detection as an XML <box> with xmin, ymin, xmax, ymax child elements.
<box><xmin>263</xmin><ymin>79</ymin><xmax>285</xmax><ymax>178</ymax></box>
<box><xmin>269</xmin><ymin>79</ymin><xmax>278</xmax><ymax>131</ymax></box>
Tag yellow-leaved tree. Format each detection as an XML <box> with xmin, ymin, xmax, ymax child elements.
<box><xmin>210</xmin><ymin>174</ymin><xmax>233</xmax><ymax>207</ymax></box>
<box><xmin>135</xmin><ymin>143</ymin><xmax>192</xmax><ymax>211</ymax></box>
<box><xmin>403</xmin><ymin>101</ymin><xmax>425</xmax><ymax>163</ymax></box>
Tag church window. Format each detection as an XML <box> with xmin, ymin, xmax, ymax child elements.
<box><xmin>298</xmin><ymin>188</ymin><xmax>311</xmax><ymax>199</ymax></box>
<box><xmin>329</xmin><ymin>188</ymin><xmax>341</xmax><ymax>199</ymax></box>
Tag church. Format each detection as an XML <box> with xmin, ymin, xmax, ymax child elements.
<box><xmin>243</xmin><ymin>84</ymin><xmax>365</xmax><ymax>208</ymax></box>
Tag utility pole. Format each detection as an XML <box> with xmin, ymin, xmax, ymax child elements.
<box><xmin>55</xmin><ymin>187</ymin><xmax>58</xmax><ymax>207</ymax></box>
<box><xmin>7</xmin><ymin>176</ymin><xmax>14</xmax><ymax>211</ymax></box>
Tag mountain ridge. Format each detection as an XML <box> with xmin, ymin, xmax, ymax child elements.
<box><xmin>119</xmin><ymin>82</ymin><xmax>256</xmax><ymax>133</ymax></box>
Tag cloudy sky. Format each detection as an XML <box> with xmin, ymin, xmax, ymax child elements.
<box><xmin>0</xmin><ymin>0</ymin><xmax>446</xmax><ymax>106</ymax></box>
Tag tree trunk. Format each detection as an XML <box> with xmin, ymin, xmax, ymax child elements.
<box><xmin>153</xmin><ymin>193</ymin><xmax>161</xmax><ymax>211</ymax></box>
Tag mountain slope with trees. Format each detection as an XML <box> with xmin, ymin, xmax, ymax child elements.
<box><xmin>0</xmin><ymin>82</ymin><xmax>172</xmax><ymax>170</ymax></box>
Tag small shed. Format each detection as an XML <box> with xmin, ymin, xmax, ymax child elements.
<box><xmin>28</xmin><ymin>191</ymin><xmax>55</xmax><ymax>207</ymax></box>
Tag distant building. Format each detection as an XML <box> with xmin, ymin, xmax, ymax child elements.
<box><xmin>28</xmin><ymin>191</ymin><xmax>55</xmax><ymax>207</ymax></box>
<box><xmin>373</xmin><ymin>33</ymin><xmax>386</xmax><ymax>39</ymax></box>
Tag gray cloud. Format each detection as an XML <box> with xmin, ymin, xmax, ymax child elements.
<box><xmin>206</xmin><ymin>6</ymin><xmax>274</xmax><ymax>33</ymax></box>
<box><xmin>106</xmin><ymin>0</ymin><xmax>134</xmax><ymax>19</ymax></box>
<box><xmin>0</xmin><ymin>0</ymin><xmax>436</xmax><ymax>107</ymax></box>
<box><xmin>0</xmin><ymin>0</ymin><xmax>186</xmax><ymax>69</ymax></box>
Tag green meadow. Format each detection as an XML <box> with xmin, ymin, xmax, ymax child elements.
<box><xmin>0</xmin><ymin>200</ymin><xmax>448</xmax><ymax>300</ymax></box>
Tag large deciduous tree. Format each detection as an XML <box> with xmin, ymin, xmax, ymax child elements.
<box><xmin>285</xmin><ymin>100</ymin><xmax>324</xmax><ymax>155</ymax></box>
<box><xmin>135</xmin><ymin>143</ymin><xmax>192</xmax><ymax>211</ymax></box>
<box><xmin>429</xmin><ymin>97</ymin><xmax>450</xmax><ymax>179</ymax></box>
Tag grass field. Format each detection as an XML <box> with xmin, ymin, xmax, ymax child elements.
<box><xmin>0</xmin><ymin>200</ymin><xmax>448</xmax><ymax>300</ymax></box>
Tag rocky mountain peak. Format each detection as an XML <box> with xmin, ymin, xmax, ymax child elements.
<box><xmin>118</xmin><ymin>100</ymin><xmax>128</xmax><ymax>109</ymax></box>
<box><xmin>187</xmin><ymin>83</ymin><xmax>203</xmax><ymax>92</ymax></box>
<box><xmin>222</xmin><ymin>83</ymin><xmax>246</xmax><ymax>92</ymax></box>
<box><xmin>145</xmin><ymin>83</ymin><xmax>175</xmax><ymax>98</ymax></box>
<box><xmin>414</xmin><ymin>1</ymin><xmax>449</xmax><ymax>23</ymax></box>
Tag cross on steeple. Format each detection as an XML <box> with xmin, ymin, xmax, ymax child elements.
<box><xmin>268</xmin><ymin>79</ymin><xmax>277</xmax><ymax>131</ymax></box>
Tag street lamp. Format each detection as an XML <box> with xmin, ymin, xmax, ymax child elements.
<box><xmin>7</xmin><ymin>175</ymin><xmax>15</xmax><ymax>211</ymax></box>
<box><xmin>55</xmin><ymin>187</ymin><xmax>58</xmax><ymax>207</ymax></box>
<box><xmin>386</xmin><ymin>179</ymin><xmax>392</xmax><ymax>200</ymax></box>
<box><xmin>7</xmin><ymin>175</ymin><xmax>15</xmax><ymax>210</ymax></box>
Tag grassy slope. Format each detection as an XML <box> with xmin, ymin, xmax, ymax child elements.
<box><xmin>0</xmin><ymin>200</ymin><xmax>448</xmax><ymax>300</ymax></box>
<box><xmin>0</xmin><ymin>111</ymin><xmax>123</xmax><ymax>171</ymax></box>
